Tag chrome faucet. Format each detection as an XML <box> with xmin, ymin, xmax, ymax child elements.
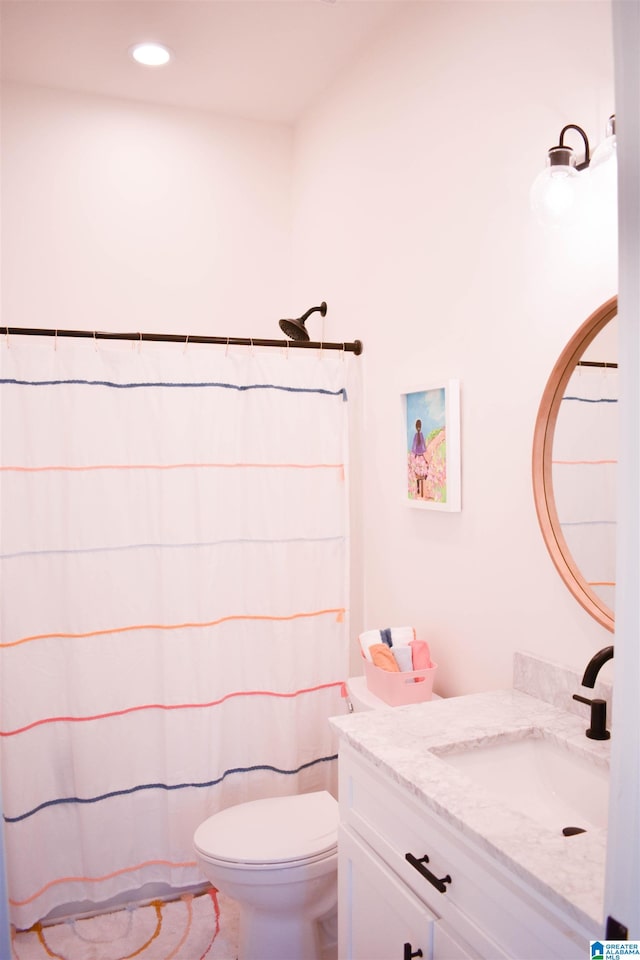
<box><xmin>572</xmin><ymin>645</ymin><xmax>614</xmax><ymax>740</ymax></box>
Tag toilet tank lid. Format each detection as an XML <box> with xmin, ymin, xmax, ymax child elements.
<box><xmin>193</xmin><ymin>790</ymin><xmax>338</xmax><ymax>864</ymax></box>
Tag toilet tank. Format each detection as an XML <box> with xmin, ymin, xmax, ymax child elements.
<box><xmin>345</xmin><ymin>675</ymin><xmax>441</xmax><ymax>712</ymax></box>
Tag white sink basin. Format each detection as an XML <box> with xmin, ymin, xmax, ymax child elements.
<box><xmin>437</xmin><ymin>733</ymin><xmax>609</xmax><ymax>834</ymax></box>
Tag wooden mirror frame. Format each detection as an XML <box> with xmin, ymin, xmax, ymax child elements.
<box><xmin>532</xmin><ymin>295</ymin><xmax>617</xmax><ymax>632</ymax></box>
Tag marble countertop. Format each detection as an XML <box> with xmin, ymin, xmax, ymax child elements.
<box><xmin>330</xmin><ymin>688</ymin><xmax>610</xmax><ymax>932</ymax></box>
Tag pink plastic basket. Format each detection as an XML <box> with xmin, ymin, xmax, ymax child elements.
<box><xmin>362</xmin><ymin>656</ymin><xmax>438</xmax><ymax>706</ymax></box>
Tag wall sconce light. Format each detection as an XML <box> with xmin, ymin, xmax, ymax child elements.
<box><xmin>530</xmin><ymin>115</ymin><xmax>616</xmax><ymax>228</ymax></box>
<box><xmin>591</xmin><ymin>114</ymin><xmax>617</xmax><ymax>168</ymax></box>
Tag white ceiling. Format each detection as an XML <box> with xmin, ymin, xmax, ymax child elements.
<box><xmin>0</xmin><ymin>0</ymin><xmax>406</xmax><ymax>125</ymax></box>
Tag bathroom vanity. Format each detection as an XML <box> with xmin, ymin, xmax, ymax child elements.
<box><xmin>331</xmin><ymin>685</ymin><xmax>610</xmax><ymax>960</ymax></box>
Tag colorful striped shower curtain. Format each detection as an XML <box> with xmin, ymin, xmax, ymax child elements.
<box><xmin>0</xmin><ymin>336</ymin><xmax>351</xmax><ymax>930</ymax></box>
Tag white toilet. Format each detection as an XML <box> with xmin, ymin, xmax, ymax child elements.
<box><xmin>344</xmin><ymin>673</ymin><xmax>395</xmax><ymax>711</ymax></box>
<box><xmin>193</xmin><ymin>790</ymin><xmax>339</xmax><ymax>960</ymax></box>
<box><xmin>192</xmin><ymin>676</ymin><xmax>428</xmax><ymax>960</ymax></box>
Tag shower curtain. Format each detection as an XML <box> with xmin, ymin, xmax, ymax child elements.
<box><xmin>0</xmin><ymin>335</ymin><xmax>351</xmax><ymax>930</ymax></box>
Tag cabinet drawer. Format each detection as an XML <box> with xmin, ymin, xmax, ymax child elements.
<box><xmin>340</xmin><ymin>743</ymin><xmax>591</xmax><ymax>960</ymax></box>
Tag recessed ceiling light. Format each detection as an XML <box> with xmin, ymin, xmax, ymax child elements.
<box><xmin>129</xmin><ymin>42</ymin><xmax>173</xmax><ymax>67</ymax></box>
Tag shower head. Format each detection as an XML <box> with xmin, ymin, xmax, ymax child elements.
<box><xmin>279</xmin><ymin>302</ymin><xmax>327</xmax><ymax>341</ymax></box>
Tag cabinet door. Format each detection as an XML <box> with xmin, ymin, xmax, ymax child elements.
<box><xmin>433</xmin><ymin>922</ymin><xmax>480</xmax><ymax>959</ymax></box>
<box><xmin>339</xmin><ymin>826</ymin><xmax>434</xmax><ymax>960</ymax></box>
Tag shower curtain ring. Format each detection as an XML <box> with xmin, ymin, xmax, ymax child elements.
<box><xmin>5</xmin><ymin>327</ymin><xmax>10</xmax><ymax>349</ymax></box>
<box><xmin>54</xmin><ymin>329</ymin><xmax>58</xmax><ymax>351</ymax></box>
<box><xmin>225</xmin><ymin>336</ymin><xmax>230</xmax><ymax>358</ymax></box>
<box><xmin>183</xmin><ymin>334</ymin><xmax>189</xmax><ymax>355</ymax></box>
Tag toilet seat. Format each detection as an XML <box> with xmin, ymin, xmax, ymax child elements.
<box><xmin>193</xmin><ymin>791</ymin><xmax>338</xmax><ymax>867</ymax></box>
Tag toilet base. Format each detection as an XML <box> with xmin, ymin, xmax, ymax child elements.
<box><xmin>201</xmin><ymin>856</ymin><xmax>337</xmax><ymax>960</ymax></box>
<box><xmin>238</xmin><ymin>904</ymin><xmax>334</xmax><ymax>960</ymax></box>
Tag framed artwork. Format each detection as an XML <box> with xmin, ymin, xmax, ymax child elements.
<box><xmin>402</xmin><ymin>380</ymin><xmax>461</xmax><ymax>511</ymax></box>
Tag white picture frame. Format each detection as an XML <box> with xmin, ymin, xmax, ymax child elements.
<box><xmin>401</xmin><ymin>380</ymin><xmax>461</xmax><ymax>511</ymax></box>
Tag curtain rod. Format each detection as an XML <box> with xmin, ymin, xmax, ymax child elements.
<box><xmin>3</xmin><ymin>326</ymin><xmax>363</xmax><ymax>356</ymax></box>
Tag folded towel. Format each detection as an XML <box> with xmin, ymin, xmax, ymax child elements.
<box><xmin>391</xmin><ymin>644</ymin><xmax>414</xmax><ymax>672</ymax></box>
<box><xmin>369</xmin><ymin>643</ymin><xmax>400</xmax><ymax>672</ymax></box>
<box><xmin>359</xmin><ymin>626</ymin><xmax>417</xmax><ymax>661</ymax></box>
<box><xmin>358</xmin><ymin>631</ymin><xmax>379</xmax><ymax>662</ymax></box>
<box><xmin>409</xmin><ymin>639</ymin><xmax>432</xmax><ymax>670</ymax></box>
<box><xmin>386</xmin><ymin>626</ymin><xmax>417</xmax><ymax>646</ymax></box>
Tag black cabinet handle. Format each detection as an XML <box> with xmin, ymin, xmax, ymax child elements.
<box><xmin>403</xmin><ymin>944</ymin><xmax>423</xmax><ymax>960</ymax></box>
<box><xmin>405</xmin><ymin>852</ymin><xmax>452</xmax><ymax>893</ymax></box>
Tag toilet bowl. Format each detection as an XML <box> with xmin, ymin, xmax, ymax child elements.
<box><xmin>193</xmin><ymin>790</ymin><xmax>338</xmax><ymax>960</ymax></box>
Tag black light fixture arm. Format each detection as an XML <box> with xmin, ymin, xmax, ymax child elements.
<box><xmin>558</xmin><ymin>123</ymin><xmax>591</xmax><ymax>170</ymax></box>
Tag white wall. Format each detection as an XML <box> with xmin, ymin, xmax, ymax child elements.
<box><xmin>291</xmin><ymin>0</ymin><xmax>618</xmax><ymax>693</ymax></box>
<box><xmin>1</xmin><ymin>82</ymin><xmax>292</xmax><ymax>336</ymax></box>
<box><xmin>1</xmin><ymin>2</ymin><xmax>618</xmax><ymax>698</ymax></box>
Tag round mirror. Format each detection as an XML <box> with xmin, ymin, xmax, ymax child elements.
<box><xmin>532</xmin><ymin>296</ymin><xmax>617</xmax><ymax>632</ymax></box>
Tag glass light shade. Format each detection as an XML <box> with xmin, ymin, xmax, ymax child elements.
<box><xmin>530</xmin><ymin>159</ymin><xmax>586</xmax><ymax>229</ymax></box>
<box><xmin>130</xmin><ymin>42</ymin><xmax>172</xmax><ymax>66</ymax></box>
<box><xmin>590</xmin><ymin>117</ymin><xmax>618</xmax><ymax>213</ymax></box>
<box><xmin>591</xmin><ymin>136</ymin><xmax>616</xmax><ymax>168</ymax></box>
<box><xmin>591</xmin><ymin>118</ymin><xmax>616</xmax><ymax>169</ymax></box>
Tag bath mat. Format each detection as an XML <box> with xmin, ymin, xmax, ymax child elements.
<box><xmin>11</xmin><ymin>889</ymin><xmax>240</xmax><ymax>960</ymax></box>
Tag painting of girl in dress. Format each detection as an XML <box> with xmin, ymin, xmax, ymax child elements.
<box><xmin>404</xmin><ymin>382</ymin><xmax>461</xmax><ymax>511</ymax></box>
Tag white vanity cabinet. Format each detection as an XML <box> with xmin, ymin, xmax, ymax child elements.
<box><xmin>340</xmin><ymin>826</ymin><xmax>435</xmax><ymax>960</ymax></box>
<box><xmin>338</xmin><ymin>742</ymin><xmax>595</xmax><ymax>960</ymax></box>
